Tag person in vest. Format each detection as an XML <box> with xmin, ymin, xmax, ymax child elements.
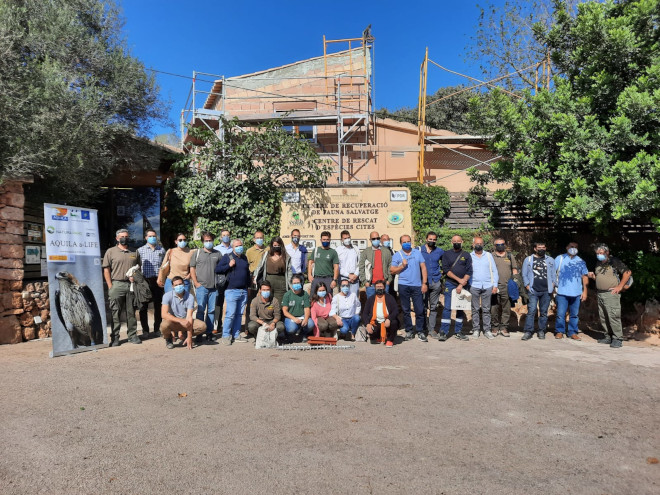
<box><xmin>521</xmin><ymin>241</ymin><xmax>556</xmax><ymax>340</ymax></box>
<box><xmin>554</xmin><ymin>242</ymin><xmax>588</xmax><ymax>340</ymax></box>
<box><xmin>359</xmin><ymin>230</ymin><xmax>393</xmax><ymax>299</ymax></box>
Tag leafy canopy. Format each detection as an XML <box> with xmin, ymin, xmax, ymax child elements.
<box><xmin>470</xmin><ymin>0</ymin><xmax>660</xmax><ymax>231</ymax></box>
<box><xmin>165</xmin><ymin>118</ymin><xmax>332</xmax><ymax>242</ymax></box>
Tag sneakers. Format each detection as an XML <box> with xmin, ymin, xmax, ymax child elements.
<box><xmin>128</xmin><ymin>337</ymin><xmax>142</xmax><ymax>345</ymax></box>
<box><xmin>109</xmin><ymin>339</ymin><xmax>120</xmax><ymax>347</ymax></box>
<box><xmin>385</xmin><ymin>341</ymin><xmax>394</xmax><ymax>348</ymax></box>
<box><xmin>220</xmin><ymin>337</ymin><xmax>232</xmax><ymax>346</ymax></box>
<box><xmin>598</xmin><ymin>336</ymin><xmax>612</xmax><ymax>344</ymax></box>
<box><xmin>234</xmin><ymin>335</ymin><xmax>248</xmax><ymax>343</ymax></box>
<box><xmin>429</xmin><ymin>330</ymin><xmax>440</xmax><ymax>339</ymax></box>
<box><xmin>472</xmin><ymin>330</ymin><xmax>480</xmax><ymax>339</ymax></box>
<box><xmin>438</xmin><ymin>333</ymin><xmax>449</xmax><ymax>342</ymax></box>
<box><xmin>537</xmin><ymin>331</ymin><xmax>546</xmax><ymax>340</ymax></box>
<box><xmin>499</xmin><ymin>329</ymin><xmax>510</xmax><ymax>337</ymax></box>
<box><xmin>555</xmin><ymin>333</ymin><xmax>564</xmax><ymax>339</ymax></box>
<box><xmin>404</xmin><ymin>332</ymin><xmax>415</xmax><ymax>341</ymax></box>
<box><xmin>521</xmin><ymin>332</ymin><xmax>533</xmax><ymax>341</ymax></box>
<box><xmin>569</xmin><ymin>334</ymin><xmax>581</xmax><ymax>341</ymax></box>
<box><xmin>417</xmin><ymin>333</ymin><xmax>428</xmax><ymax>342</ymax></box>
<box><xmin>302</xmin><ymin>336</ymin><xmax>309</xmax><ymax>343</ymax></box>
<box><xmin>454</xmin><ymin>333</ymin><xmax>469</xmax><ymax>341</ymax></box>
<box><xmin>166</xmin><ymin>339</ymin><xmax>174</xmax><ymax>350</ymax></box>
<box><xmin>610</xmin><ymin>339</ymin><xmax>623</xmax><ymax>348</ymax></box>
<box><xmin>484</xmin><ymin>331</ymin><xmax>495</xmax><ymax>340</ymax></box>
<box><xmin>206</xmin><ymin>334</ymin><xmax>217</xmax><ymax>343</ymax></box>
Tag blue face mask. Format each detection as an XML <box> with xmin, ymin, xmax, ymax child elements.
<box><xmin>597</xmin><ymin>254</ymin><xmax>607</xmax><ymax>261</ymax></box>
<box><xmin>222</xmin><ymin>235</ymin><xmax>230</xmax><ymax>244</ymax></box>
<box><xmin>261</xmin><ymin>290</ymin><xmax>271</xmax><ymax>299</ymax></box>
<box><xmin>371</xmin><ymin>239</ymin><xmax>380</xmax><ymax>248</ymax></box>
<box><xmin>177</xmin><ymin>241</ymin><xmax>187</xmax><ymax>249</ymax></box>
<box><xmin>317</xmin><ymin>290</ymin><xmax>327</xmax><ymax>298</ymax></box>
<box><xmin>383</xmin><ymin>241</ymin><xmax>391</xmax><ymax>248</ymax></box>
<box><xmin>402</xmin><ymin>242</ymin><xmax>412</xmax><ymax>251</ymax></box>
<box><xmin>292</xmin><ymin>283</ymin><xmax>303</xmax><ymax>291</ymax></box>
<box><xmin>292</xmin><ymin>236</ymin><xmax>300</xmax><ymax>244</ymax></box>
<box><xmin>234</xmin><ymin>246</ymin><xmax>244</xmax><ymax>255</ymax></box>
<box><xmin>321</xmin><ymin>241</ymin><xmax>330</xmax><ymax>248</ymax></box>
<box><xmin>568</xmin><ymin>248</ymin><xmax>578</xmax><ymax>256</ymax></box>
<box><xmin>173</xmin><ymin>284</ymin><xmax>185</xmax><ymax>294</ymax></box>
<box><xmin>341</xmin><ymin>286</ymin><xmax>350</xmax><ymax>294</ymax></box>
<box><xmin>147</xmin><ymin>236</ymin><xmax>157</xmax><ymax>245</ymax></box>
<box><xmin>203</xmin><ymin>241</ymin><xmax>214</xmax><ymax>250</ymax></box>
<box><xmin>255</xmin><ymin>238</ymin><xmax>264</xmax><ymax>246</ymax></box>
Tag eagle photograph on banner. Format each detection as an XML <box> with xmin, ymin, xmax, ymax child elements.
<box><xmin>44</xmin><ymin>204</ymin><xmax>108</xmax><ymax>357</ymax></box>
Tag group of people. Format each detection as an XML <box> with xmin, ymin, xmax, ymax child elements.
<box><xmin>101</xmin><ymin>227</ymin><xmax>632</xmax><ymax>351</ymax></box>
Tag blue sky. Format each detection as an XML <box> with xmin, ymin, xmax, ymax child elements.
<box><xmin>120</xmin><ymin>0</ymin><xmax>503</xmax><ymax>138</ymax></box>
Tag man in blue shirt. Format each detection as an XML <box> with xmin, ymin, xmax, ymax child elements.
<box><xmin>554</xmin><ymin>242</ymin><xmax>588</xmax><ymax>340</ymax></box>
<box><xmin>391</xmin><ymin>234</ymin><xmax>428</xmax><ymax>341</ymax></box>
<box><xmin>137</xmin><ymin>229</ymin><xmax>165</xmax><ymax>338</ymax></box>
<box><xmin>215</xmin><ymin>238</ymin><xmax>250</xmax><ymax>346</ymax></box>
<box><xmin>439</xmin><ymin>235</ymin><xmax>473</xmax><ymax>341</ymax></box>
<box><xmin>469</xmin><ymin>236</ymin><xmax>499</xmax><ymax>339</ymax></box>
<box><xmin>419</xmin><ymin>231</ymin><xmax>444</xmax><ymax>338</ymax></box>
<box><xmin>213</xmin><ymin>229</ymin><xmax>233</xmax><ymax>333</ymax></box>
<box><xmin>521</xmin><ymin>241</ymin><xmax>556</xmax><ymax>340</ymax></box>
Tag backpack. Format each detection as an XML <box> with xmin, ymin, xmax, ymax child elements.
<box><xmin>215</xmin><ymin>253</ymin><xmax>235</xmax><ymax>290</ymax></box>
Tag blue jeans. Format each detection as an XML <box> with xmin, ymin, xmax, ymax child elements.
<box><xmin>284</xmin><ymin>317</ymin><xmax>314</xmax><ymax>335</ymax></box>
<box><xmin>195</xmin><ymin>285</ymin><xmax>217</xmax><ymax>334</ymax></box>
<box><xmin>339</xmin><ymin>314</ymin><xmax>361</xmax><ymax>335</ymax></box>
<box><xmin>164</xmin><ymin>278</ymin><xmax>190</xmax><ymax>297</ymax></box>
<box><xmin>555</xmin><ymin>294</ymin><xmax>581</xmax><ymax>336</ymax></box>
<box><xmin>222</xmin><ymin>289</ymin><xmax>247</xmax><ymax>339</ymax></box>
<box><xmin>399</xmin><ymin>284</ymin><xmax>425</xmax><ymax>334</ymax></box>
<box><xmin>524</xmin><ymin>290</ymin><xmax>551</xmax><ymax>334</ymax></box>
<box><xmin>440</xmin><ymin>281</ymin><xmax>466</xmax><ymax>335</ymax></box>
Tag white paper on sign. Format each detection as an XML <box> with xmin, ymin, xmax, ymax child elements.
<box><xmin>451</xmin><ymin>289</ymin><xmax>472</xmax><ymax>311</ymax></box>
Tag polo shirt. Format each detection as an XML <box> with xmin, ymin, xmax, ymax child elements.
<box><xmin>492</xmin><ymin>252</ymin><xmax>517</xmax><ymax>285</ymax></box>
<box><xmin>189</xmin><ymin>248</ymin><xmax>222</xmax><ymax>289</ymax></box>
<box><xmin>102</xmin><ymin>246</ymin><xmax>141</xmax><ymax>281</ymax></box>
<box><xmin>391</xmin><ymin>249</ymin><xmax>426</xmax><ymax>287</ymax></box>
<box><xmin>419</xmin><ymin>245</ymin><xmax>444</xmax><ymax>284</ymax></box>
<box><xmin>281</xmin><ymin>290</ymin><xmax>311</xmax><ymax>318</ymax></box>
<box><xmin>250</xmin><ymin>296</ymin><xmax>282</xmax><ymax>322</ymax></box>
<box><xmin>311</xmin><ymin>247</ymin><xmax>339</xmax><ymax>277</ymax></box>
<box><xmin>162</xmin><ymin>290</ymin><xmax>194</xmax><ymax>319</ymax></box>
<box><xmin>441</xmin><ymin>250</ymin><xmax>472</xmax><ymax>281</ymax></box>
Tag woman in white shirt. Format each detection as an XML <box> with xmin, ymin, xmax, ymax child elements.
<box><xmin>330</xmin><ymin>279</ymin><xmax>362</xmax><ymax>341</ymax></box>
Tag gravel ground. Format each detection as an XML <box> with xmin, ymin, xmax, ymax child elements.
<box><xmin>1</xmin><ymin>328</ymin><xmax>658</xmax><ymax>495</ymax></box>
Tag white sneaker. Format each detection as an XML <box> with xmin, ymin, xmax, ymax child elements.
<box><xmin>472</xmin><ymin>330</ymin><xmax>480</xmax><ymax>339</ymax></box>
<box><xmin>484</xmin><ymin>331</ymin><xmax>495</xmax><ymax>340</ymax></box>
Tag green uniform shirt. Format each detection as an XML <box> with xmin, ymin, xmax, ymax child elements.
<box><xmin>281</xmin><ymin>290</ymin><xmax>311</xmax><ymax>318</ymax></box>
<box><xmin>102</xmin><ymin>246</ymin><xmax>141</xmax><ymax>281</ymax></box>
<box><xmin>311</xmin><ymin>247</ymin><xmax>339</xmax><ymax>277</ymax></box>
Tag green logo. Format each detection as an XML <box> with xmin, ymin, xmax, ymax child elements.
<box><xmin>387</xmin><ymin>212</ymin><xmax>404</xmax><ymax>225</ymax></box>
<box><xmin>47</xmin><ymin>226</ymin><xmax>55</xmax><ymax>234</ymax></box>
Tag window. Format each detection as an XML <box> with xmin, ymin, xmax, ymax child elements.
<box><xmin>283</xmin><ymin>125</ymin><xmax>317</xmax><ymax>144</ymax></box>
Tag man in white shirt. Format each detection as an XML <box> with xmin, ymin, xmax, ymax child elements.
<box><xmin>336</xmin><ymin>230</ymin><xmax>361</xmax><ymax>296</ymax></box>
<box><xmin>285</xmin><ymin>228</ymin><xmax>307</xmax><ymax>277</ymax></box>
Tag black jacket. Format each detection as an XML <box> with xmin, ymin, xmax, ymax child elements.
<box><xmin>361</xmin><ymin>293</ymin><xmax>399</xmax><ymax>325</ymax></box>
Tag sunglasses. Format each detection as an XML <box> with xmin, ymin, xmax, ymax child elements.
<box><xmin>370</xmin><ymin>237</ymin><xmax>379</xmax><ymax>240</ymax></box>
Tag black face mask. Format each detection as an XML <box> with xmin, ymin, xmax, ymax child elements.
<box><xmin>272</xmin><ymin>246</ymin><xmax>281</xmax><ymax>253</ymax></box>
<box><xmin>537</xmin><ymin>249</ymin><xmax>546</xmax><ymax>257</ymax></box>
<box><xmin>495</xmin><ymin>244</ymin><xmax>506</xmax><ymax>252</ymax></box>
<box><xmin>427</xmin><ymin>241</ymin><xmax>436</xmax><ymax>248</ymax></box>
<box><xmin>474</xmin><ymin>244</ymin><xmax>483</xmax><ymax>252</ymax></box>
<box><xmin>118</xmin><ymin>237</ymin><xmax>128</xmax><ymax>246</ymax></box>
<box><xmin>375</xmin><ymin>288</ymin><xmax>385</xmax><ymax>296</ymax></box>
<box><xmin>453</xmin><ymin>242</ymin><xmax>462</xmax><ymax>250</ymax></box>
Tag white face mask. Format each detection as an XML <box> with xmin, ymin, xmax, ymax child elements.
<box><xmin>568</xmin><ymin>247</ymin><xmax>578</xmax><ymax>256</ymax></box>
<box><xmin>343</xmin><ymin>238</ymin><xmax>351</xmax><ymax>246</ymax></box>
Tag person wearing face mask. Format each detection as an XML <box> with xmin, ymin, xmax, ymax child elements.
<box><xmin>163</xmin><ymin>233</ymin><xmax>193</xmax><ymax>297</ymax></box>
<box><xmin>102</xmin><ymin>228</ymin><xmax>142</xmax><ymax>346</ymax></box>
<box><xmin>285</xmin><ymin>229</ymin><xmax>308</xmax><ymax>278</ymax></box>
<box><xmin>521</xmin><ymin>241</ymin><xmax>556</xmax><ymax>340</ymax></box>
<box><xmin>215</xmin><ymin>239</ymin><xmax>251</xmax><ymax>345</ymax></box>
<box><xmin>359</xmin><ymin>230</ymin><xmax>393</xmax><ymax>299</ymax></box>
<box><xmin>137</xmin><ymin>229</ymin><xmax>165</xmax><ymax>338</ymax></box>
<box><xmin>247</xmin><ymin>280</ymin><xmax>285</xmax><ymax>339</ymax></box>
<box><xmin>553</xmin><ymin>242</ymin><xmax>589</xmax><ymax>340</ymax></box>
<box><xmin>587</xmin><ymin>244</ymin><xmax>632</xmax><ymax>348</ymax></box>
<box><xmin>336</xmin><ymin>230</ymin><xmax>361</xmax><ymax>296</ymax></box>
<box><xmin>189</xmin><ymin>231</ymin><xmax>222</xmax><ymax>341</ymax></box>
<box><xmin>212</xmin><ymin>229</ymin><xmax>232</xmax><ymax>333</ymax></box>
<box><xmin>308</xmin><ymin>231</ymin><xmax>339</xmax><ymax>295</ymax></box>
<box><xmin>253</xmin><ymin>236</ymin><xmax>293</xmax><ymax>304</ymax></box>
<box><xmin>439</xmin><ymin>235</ymin><xmax>472</xmax><ymax>341</ymax></box>
<box><xmin>245</xmin><ymin>230</ymin><xmax>267</xmax><ymax>323</ymax></box>
<box><xmin>491</xmin><ymin>237</ymin><xmax>519</xmax><ymax>337</ymax></box>
<box><xmin>469</xmin><ymin>236</ymin><xmax>499</xmax><ymax>340</ymax></box>
<box><xmin>309</xmin><ymin>282</ymin><xmax>338</xmax><ymax>338</ymax></box>
<box><xmin>330</xmin><ymin>280</ymin><xmax>362</xmax><ymax>341</ymax></box>
<box><xmin>391</xmin><ymin>234</ymin><xmax>428</xmax><ymax>341</ymax></box>
<box><xmin>281</xmin><ymin>274</ymin><xmax>314</xmax><ymax>343</ymax></box>
<box><xmin>361</xmin><ymin>280</ymin><xmax>399</xmax><ymax>347</ymax></box>
<box><xmin>160</xmin><ymin>276</ymin><xmax>207</xmax><ymax>350</ymax></box>
<box><xmin>419</xmin><ymin>231</ymin><xmax>444</xmax><ymax>338</ymax></box>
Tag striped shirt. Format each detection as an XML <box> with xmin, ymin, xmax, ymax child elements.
<box><xmin>137</xmin><ymin>243</ymin><xmax>165</xmax><ymax>278</ymax></box>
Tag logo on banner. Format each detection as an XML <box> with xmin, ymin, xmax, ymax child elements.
<box><xmin>47</xmin><ymin>226</ymin><xmax>55</xmax><ymax>234</ymax></box>
<box><xmin>51</xmin><ymin>207</ymin><xmax>68</xmax><ymax>221</ymax></box>
<box><xmin>81</xmin><ymin>210</ymin><xmax>90</xmax><ymax>220</ymax></box>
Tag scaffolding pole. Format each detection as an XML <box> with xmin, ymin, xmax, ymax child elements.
<box><xmin>417</xmin><ymin>47</ymin><xmax>428</xmax><ymax>184</ymax></box>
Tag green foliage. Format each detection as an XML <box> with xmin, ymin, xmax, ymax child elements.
<box><xmin>434</xmin><ymin>227</ymin><xmax>494</xmax><ymax>252</ymax></box>
<box><xmin>470</xmin><ymin>0</ymin><xmax>660</xmax><ymax>232</ymax></box>
<box><xmin>165</xmin><ymin>117</ymin><xmax>331</xmax><ymax>241</ymax></box>
<box><xmin>407</xmin><ymin>183</ymin><xmax>451</xmax><ymax>244</ymax></box>
<box><xmin>618</xmin><ymin>251</ymin><xmax>660</xmax><ymax>305</ymax></box>
<box><xmin>0</xmin><ymin>0</ymin><xmax>166</xmax><ymax>204</ymax></box>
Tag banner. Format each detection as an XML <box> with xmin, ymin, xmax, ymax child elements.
<box><xmin>44</xmin><ymin>204</ymin><xmax>108</xmax><ymax>357</ymax></box>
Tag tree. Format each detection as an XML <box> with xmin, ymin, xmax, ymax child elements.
<box><xmin>165</xmin><ymin>118</ymin><xmax>333</xmax><ymax>241</ymax></box>
<box><xmin>0</xmin><ymin>0</ymin><xmax>166</xmax><ymax>203</ymax></box>
<box><xmin>376</xmin><ymin>85</ymin><xmax>483</xmax><ymax>135</ymax></box>
<box><xmin>470</xmin><ymin>0</ymin><xmax>660</xmax><ymax>232</ymax></box>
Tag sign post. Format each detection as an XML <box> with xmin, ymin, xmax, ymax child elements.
<box><xmin>43</xmin><ymin>204</ymin><xmax>108</xmax><ymax>357</ymax></box>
